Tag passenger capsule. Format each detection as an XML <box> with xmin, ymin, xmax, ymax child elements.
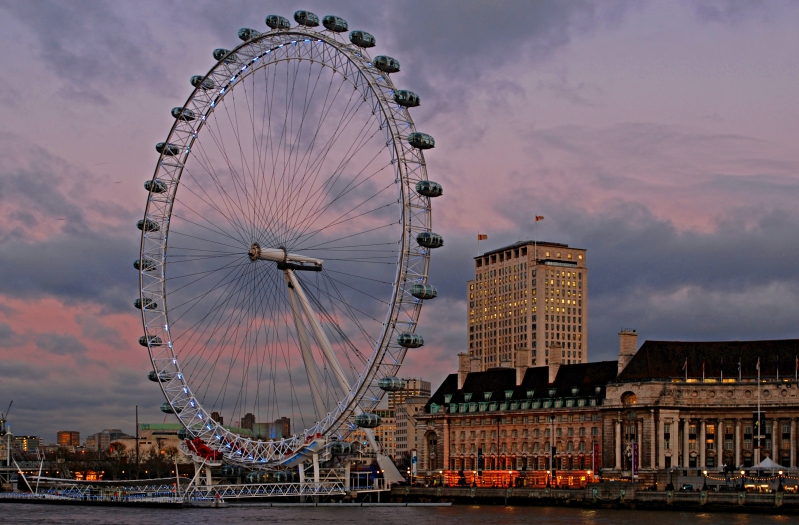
<box><xmin>171</xmin><ymin>107</ymin><xmax>196</xmax><ymax>121</ymax></box>
<box><xmin>139</xmin><ymin>335</ymin><xmax>163</xmax><ymax>347</ymax></box>
<box><xmin>408</xmin><ymin>132</ymin><xmax>435</xmax><ymax>150</ymax></box>
<box><xmin>144</xmin><ymin>179</ymin><xmax>168</xmax><ymax>193</ymax></box>
<box><xmin>190</xmin><ymin>75</ymin><xmax>215</xmax><ymax>90</ymax></box>
<box><xmin>330</xmin><ymin>441</ymin><xmax>352</xmax><ymax>456</ymax></box>
<box><xmin>177</xmin><ymin>427</ymin><xmax>193</xmax><ymax>440</ymax></box>
<box><xmin>372</xmin><ymin>55</ymin><xmax>400</xmax><ymax>74</ymax></box>
<box><xmin>416</xmin><ymin>231</ymin><xmax>443</xmax><ymax>249</ymax></box>
<box><xmin>213</xmin><ymin>48</ymin><xmax>238</xmax><ymax>63</ymax></box>
<box><xmin>265</xmin><ymin>15</ymin><xmax>291</xmax><ymax>30</ymax></box>
<box><xmin>393</xmin><ymin>90</ymin><xmax>420</xmax><ymax>108</ymax></box>
<box><xmin>349</xmin><ymin>30</ymin><xmax>375</xmax><ymax>48</ymax></box>
<box><xmin>134</xmin><ymin>298</ymin><xmax>157</xmax><ymax>310</ymax></box>
<box><xmin>377</xmin><ymin>376</ymin><xmax>405</xmax><ymax>392</ymax></box>
<box><xmin>397</xmin><ymin>333</ymin><xmax>424</xmax><ymax>348</ymax></box>
<box><xmin>354</xmin><ymin>413</ymin><xmax>381</xmax><ymax>429</ymax></box>
<box><xmin>322</xmin><ymin>15</ymin><xmax>348</xmax><ymax>32</ymax></box>
<box><xmin>415</xmin><ymin>180</ymin><xmax>443</xmax><ymax>197</ymax></box>
<box><xmin>410</xmin><ymin>283</ymin><xmax>437</xmax><ymax>300</ymax></box>
<box><xmin>134</xmin><ymin>259</ymin><xmax>156</xmax><ymax>272</ymax></box>
<box><xmin>238</xmin><ymin>28</ymin><xmax>261</xmax><ymax>41</ymax></box>
<box><xmin>137</xmin><ymin>219</ymin><xmax>160</xmax><ymax>232</ymax></box>
<box><xmin>160</xmin><ymin>402</ymin><xmax>182</xmax><ymax>414</ymax></box>
<box><xmin>294</xmin><ymin>10</ymin><xmax>319</xmax><ymax>27</ymax></box>
<box><xmin>155</xmin><ymin>142</ymin><xmax>181</xmax><ymax>156</ymax></box>
<box><xmin>147</xmin><ymin>370</ymin><xmax>173</xmax><ymax>382</ymax></box>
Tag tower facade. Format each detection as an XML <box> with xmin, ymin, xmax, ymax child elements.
<box><xmin>467</xmin><ymin>240</ymin><xmax>587</xmax><ymax>371</ymax></box>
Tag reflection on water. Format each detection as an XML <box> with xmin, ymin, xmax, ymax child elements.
<box><xmin>1</xmin><ymin>503</ymin><xmax>794</xmax><ymax>525</ymax></box>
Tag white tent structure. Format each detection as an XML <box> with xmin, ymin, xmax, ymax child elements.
<box><xmin>757</xmin><ymin>457</ymin><xmax>785</xmax><ymax>470</ymax></box>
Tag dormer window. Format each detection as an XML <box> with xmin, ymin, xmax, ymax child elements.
<box><xmin>526</xmin><ymin>390</ymin><xmax>535</xmax><ymax>399</ymax></box>
<box><xmin>464</xmin><ymin>393</ymin><xmax>472</xmax><ymax>402</ymax></box>
<box><xmin>484</xmin><ymin>392</ymin><xmax>492</xmax><ymax>401</ymax></box>
<box><xmin>504</xmin><ymin>390</ymin><xmax>514</xmax><ymax>400</ymax></box>
<box><xmin>444</xmin><ymin>394</ymin><xmax>452</xmax><ymax>404</ymax></box>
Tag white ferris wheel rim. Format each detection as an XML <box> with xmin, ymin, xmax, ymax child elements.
<box><xmin>137</xmin><ymin>24</ymin><xmax>433</xmax><ymax>467</ymax></box>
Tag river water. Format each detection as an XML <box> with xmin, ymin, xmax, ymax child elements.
<box><xmin>1</xmin><ymin>503</ymin><xmax>796</xmax><ymax>525</ymax></box>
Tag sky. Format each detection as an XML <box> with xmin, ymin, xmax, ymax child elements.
<box><xmin>0</xmin><ymin>0</ymin><xmax>797</xmax><ymax>442</ymax></box>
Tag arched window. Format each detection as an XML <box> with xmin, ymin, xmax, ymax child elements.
<box><xmin>621</xmin><ymin>392</ymin><xmax>637</xmax><ymax>406</ymax></box>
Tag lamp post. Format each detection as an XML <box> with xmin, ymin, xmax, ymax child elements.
<box><xmin>702</xmin><ymin>470</ymin><xmax>708</xmax><ymax>491</ymax></box>
<box><xmin>547</xmin><ymin>414</ymin><xmax>556</xmax><ymax>488</ymax></box>
<box><xmin>740</xmin><ymin>470</ymin><xmax>746</xmax><ymax>491</ymax></box>
<box><xmin>778</xmin><ymin>470</ymin><xmax>784</xmax><ymax>493</ymax></box>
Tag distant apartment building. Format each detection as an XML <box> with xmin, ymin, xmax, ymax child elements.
<box><xmin>13</xmin><ymin>436</ymin><xmax>43</xmax><ymax>452</ymax></box>
<box><xmin>388</xmin><ymin>379</ymin><xmax>431</xmax><ymax>409</ymax></box>
<box><xmin>468</xmin><ymin>240</ymin><xmax>587</xmax><ymax>371</ymax></box>
<box><xmin>85</xmin><ymin>429</ymin><xmax>134</xmax><ymax>452</ymax></box>
<box><xmin>57</xmin><ymin>431</ymin><xmax>80</xmax><ymax>448</ymax></box>
<box><xmin>395</xmin><ymin>396</ymin><xmax>431</xmax><ymax>460</ymax></box>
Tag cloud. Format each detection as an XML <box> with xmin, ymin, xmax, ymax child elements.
<box><xmin>34</xmin><ymin>332</ymin><xmax>88</xmax><ymax>356</ymax></box>
<box><xmin>0</xmin><ymin>323</ymin><xmax>22</xmax><ymax>348</ymax></box>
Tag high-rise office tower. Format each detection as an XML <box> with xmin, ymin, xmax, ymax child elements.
<box><xmin>57</xmin><ymin>431</ymin><xmax>80</xmax><ymax>448</ymax></box>
<box><xmin>467</xmin><ymin>240</ymin><xmax>587</xmax><ymax>370</ymax></box>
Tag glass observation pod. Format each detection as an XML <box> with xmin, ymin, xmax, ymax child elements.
<box><xmin>330</xmin><ymin>442</ymin><xmax>353</xmax><ymax>456</ymax></box>
<box><xmin>190</xmin><ymin>75</ymin><xmax>215</xmax><ymax>90</ymax></box>
<box><xmin>144</xmin><ymin>179</ymin><xmax>167</xmax><ymax>193</ymax></box>
<box><xmin>177</xmin><ymin>427</ymin><xmax>192</xmax><ymax>440</ymax></box>
<box><xmin>372</xmin><ymin>55</ymin><xmax>400</xmax><ymax>73</ymax></box>
<box><xmin>355</xmin><ymin>413</ymin><xmax>382</xmax><ymax>428</ymax></box>
<box><xmin>137</xmin><ymin>219</ymin><xmax>160</xmax><ymax>232</ymax></box>
<box><xmin>415</xmin><ymin>180</ymin><xmax>443</xmax><ymax>197</ymax></box>
<box><xmin>397</xmin><ymin>332</ymin><xmax>424</xmax><ymax>348</ymax></box>
<box><xmin>416</xmin><ymin>231</ymin><xmax>443</xmax><ymax>248</ymax></box>
<box><xmin>133</xmin><ymin>259</ymin><xmax>156</xmax><ymax>272</ymax></box>
<box><xmin>408</xmin><ymin>132</ymin><xmax>435</xmax><ymax>150</ymax></box>
<box><xmin>410</xmin><ymin>283</ymin><xmax>438</xmax><ymax>300</ymax></box>
<box><xmin>160</xmin><ymin>402</ymin><xmax>183</xmax><ymax>414</ymax></box>
<box><xmin>213</xmin><ymin>48</ymin><xmax>238</xmax><ymax>64</ymax></box>
<box><xmin>171</xmin><ymin>107</ymin><xmax>196</xmax><ymax>121</ymax></box>
<box><xmin>220</xmin><ymin>465</ymin><xmax>246</xmax><ymax>478</ymax></box>
<box><xmin>349</xmin><ymin>30</ymin><xmax>376</xmax><ymax>48</ymax></box>
<box><xmin>155</xmin><ymin>142</ymin><xmax>181</xmax><ymax>156</ymax></box>
<box><xmin>322</xmin><ymin>15</ymin><xmax>348</xmax><ymax>32</ymax></box>
<box><xmin>393</xmin><ymin>90</ymin><xmax>420</xmax><ymax>108</ymax></box>
<box><xmin>134</xmin><ymin>298</ymin><xmax>157</xmax><ymax>310</ymax></box>
<box><xmin>378</xmin><ymin>376</ymin><xmax>406</xmax><ymax>392</ymax></box>
<box><xmin>139</xmin><ymin>335</ymin><xmax>163</xmax><ymax>347</ymax></box>
<box><xmin>265</xmin><ymin>15</ymin><xmax>291</xmax><ymax>30</ymax></box>
<box><xmin>148</xmin><ymin>370</ymin><xmax>173</xmax><ymax>382</ymax></box>
<box><xmin>238</xmin><ymin>28</ymin><xmax>261</xmax><ymax>41</ymax></box>
<box><xmin>294</xmin><ymin>10</ymin><xmax>320</xmax><ymax>27</ymax></box>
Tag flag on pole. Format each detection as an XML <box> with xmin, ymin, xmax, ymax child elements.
<box><xmin>720</xmin><ymin>358</ymin><xmax>724</xmax><ymax>382</ymax></box>
<box><xmin>682</xmin><ymin>358</ymin><xmax>687</xmax><ymax>370</ymax></box>
<box><xmin>756</xmin><ymin>357</ymin><xmax>760</xmax><ymax>371</ymax></box>
<box><xmin>478</xmin><ymin>234</ymin><xmax>488</xmax><ymax>241</ymax></box>
<box><xmin>738</xmin><ymin>357</ymin><xmax>741</xmax><ymax>381</ymax></box>
<box><xmin>535</xmin><ymin>216</ymin><xmax>545</xmax><ymax>222</ymax></box>
<box><xmin>702</xmin><ymin>361</ymin><xmax>705</xmax><ymax>381</ymax></box>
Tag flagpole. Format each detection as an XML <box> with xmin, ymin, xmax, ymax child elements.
<box><xmin>756</xmin><ymin>357</ymin><xmax>761</xmax><ymax>467</ymax></box>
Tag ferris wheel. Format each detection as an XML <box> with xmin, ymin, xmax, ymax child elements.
<box><xmin>135</xmin><ymin>11</ymin><xmax>443</xmax><ymax>468</ymax></box>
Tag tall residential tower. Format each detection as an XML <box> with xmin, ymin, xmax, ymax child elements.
<box><xmin>467</xmin><ymin>240</ymin><xmax>587</xmax><ymax>370</ymax></box>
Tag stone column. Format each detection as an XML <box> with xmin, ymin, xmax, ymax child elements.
<box><xmin>683</xmin><ymin>419</ymin><xmax>690</xmax><ymax>468</ymax></box>
<box><xmin>735</xmin><ymin>419</ymin><xmax>741</xmax><ymax>468</ymax></box>
<box><xmin>637</xmin><ymin>419</ymin><xmax>643</xmax><ymax>469</ymax></box>
<box><xmin>791</xmin><ymin>419</ymin><xmax>796</xmax><ymax>468</ymax></box>
<box><xmin>658</xmin><ymin>415</ymin><xmax>666</xmax><ymax>469</ymax></box>
<box><xmin>699</xmin><ymin>420</ymin><xmax>706</xmax><ymax>469</ymax></box>
<box><xmin>650</xmin><ymin>410</ymin><xmax>657</xmax><ymax>469</ymax></box>
<box><xmin>614</xmin><ymin>419</ymin><xmax>622</xmax><ymax>470</ymax></box>
<box><xmin>773</xmin><ymin>419</ymin><xmax>780</xmax><ymax>463</ymax></box>
<box><xmin>718</xmin><ymin>419</ymin><xmax>724</xmax><ymax>468</ymax></box>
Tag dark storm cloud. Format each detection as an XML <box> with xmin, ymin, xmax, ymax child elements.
<box><xmin>1</xmin><ymin>0</ymin><xmax>174</xmax><ymax>104</ymax></box>
<box><xmin>34</xmin><ymin>332</ymin><xmax>88</xmax><ymax>356</ymax></box>
<box><xmin>0</xmin><ymin>323</ymin><xmax>22</xmax><ymax>348</ymax></box>
<box><xmin>690</xmin><ymin>0</ymin><xmax>796</xmax><ymax>25</ymax></box>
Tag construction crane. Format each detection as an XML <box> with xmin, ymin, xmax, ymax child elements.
<box><xmin>0</xmin><ymin>401</ymin><xmax>12</xmax><ymax>436</ymax></box>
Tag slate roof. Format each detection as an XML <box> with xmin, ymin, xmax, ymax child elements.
<box><xmin>616</xmin><ymin>339</ymin><xmax>799</xmax><ymax>382</ymax></box>
<box><xmin>424</xmin><ymin>361</ymin><xmax>618</xmax><ymax>412</ymax></box>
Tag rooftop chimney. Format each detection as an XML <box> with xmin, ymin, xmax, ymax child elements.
<box><xmin>618</xmin><ymin>328</ymin><xmax>638</xmax><ymax>376</ymax></box>
<box><xmin>549</xmin><ymin>342</ymin><xmax>563</xmax><ymax>383</ymax></box>
<box><xmin>458</xmin><ymin>352</ymin><xmax>470</xmax><ymax>389</ymax></box>
<box><xmin>516</xmin><ymin>347</ymin><xmax>530</xmax><ymax>385</ymax></box>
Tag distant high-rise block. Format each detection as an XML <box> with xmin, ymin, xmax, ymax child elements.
<box><xmin>57</xmin><ymin>431</ymin><xmax>80</xmax><ymax>448</ymax></box>
<box><xmin>210</xmin><ymin>411</ymin><xmax>224</xmax><ymax>426</ymax></box>
<box><xmin>241</xmin><ymin>413</ymin><xmax>255</xmax><ymax>431</ymax></box>
<box><xmin>468</xmin><ymin>240</ymin><xmax>587</xmax><ymax>371</ymax></box>
<box><xmin>387</xmin><ymin>378</ymin><xmax>431</xmax><ymax>409</ymax></box>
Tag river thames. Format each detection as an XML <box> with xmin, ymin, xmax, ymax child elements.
<box><xmin>1</xmin><ymin>504</ymin><xmax>796</xmax><ymax>525</ymax></box>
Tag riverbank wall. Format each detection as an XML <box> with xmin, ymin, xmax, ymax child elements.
<box><xmin>389</xmin><ymin>483</ymin><xmax>799</xmax><ymax>513</ymax></box>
